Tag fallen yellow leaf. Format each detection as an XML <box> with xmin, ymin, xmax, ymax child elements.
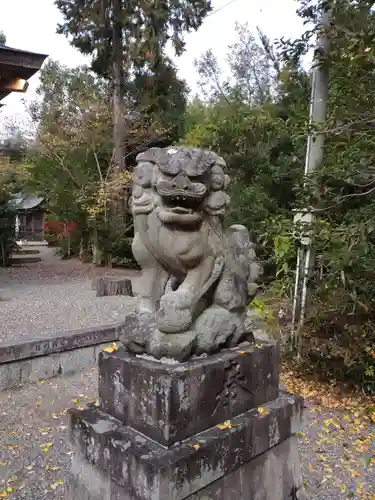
<box><xmin>40</xmin><ymin>442</ymin><xmax>54</xmax><ymax>452</ymax></box>
<box><xmin>50</xmin><ymin>479</ymin><xmax>65</xmax><ymax>490</ymax></box>
<box><xmin>103</xmin><ymin>343</ymin><xmax>119</xmax><ymax>354</ymax></box>
<box><xmin>216</xmin><ymin>420</ymin><xmax>232</xmax><ymax>430</ymax></box>
<box><xmin>46</xmin><ymin>465</ymin><xmax>60</xmax><ymax>471</ymax></box>
<box><xmin>189</xmin><ymin>443</ymin><xmax>200</xmax><ymax>450</ymax></box>
<box><xmin>257</xmin><ymin>407</ymin><xmax>270</xmax><ymax>416</ymax></box>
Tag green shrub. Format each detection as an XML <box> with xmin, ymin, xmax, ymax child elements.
<box><xmin>110</xmin><ymin>235</ymin><xmax>139</xmax><ymax>269</ymax></box>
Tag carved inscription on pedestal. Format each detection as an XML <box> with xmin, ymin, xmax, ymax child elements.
<box><xmin>212</xmin><ymin>359</ymin><xmax>253</xmax><ymax>415</ymax></box>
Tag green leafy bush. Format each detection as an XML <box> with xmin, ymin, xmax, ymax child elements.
<box><xmin>110</xmin><ymin>234</ymin><xmax>139</xmax><ymax>269</ymax></box>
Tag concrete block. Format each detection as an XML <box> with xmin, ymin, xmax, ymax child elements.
<box><xmin>0</xmin><ymin>342</ymin><xmax>114</xmax><ymax>392</ymax></box>
<box><xmin>59</xmin><ymin>346</ymin><xmax>96</xmax><ymax>375</ymax></box>
<box><xmin>20</xmin><ymin>353</ymin><xmax>61</xmax><ymax>383</ymax></box>
<box><xmin>0</xmin><ymin>363</ymin><xmax>21</xmax><ymax>391</ymax></box>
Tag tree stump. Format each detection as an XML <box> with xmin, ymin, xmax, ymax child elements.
<box><xmin>95</xmin><ymin>277</ymin><xmax>133</xmax><ymax>297</ymax></box>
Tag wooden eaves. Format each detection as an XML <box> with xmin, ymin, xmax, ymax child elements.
<box><xmin>0</xmin><ymin>44</ymin><xmax>48</xmax><ymax>107</ymax></box>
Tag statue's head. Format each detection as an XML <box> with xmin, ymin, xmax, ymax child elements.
<box><xmin>132</xmin><ymin>147</ymin><xmax>230</xmax><ymax>226</ymax></box>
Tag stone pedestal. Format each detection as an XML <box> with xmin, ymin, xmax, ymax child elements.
<box><xmin>67</xmin><ymin>342</ymin><xmax>305</xmax><ymax>500</ymax></box>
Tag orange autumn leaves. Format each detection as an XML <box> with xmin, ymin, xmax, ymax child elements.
<box><xmin>281</xmin><ymin>364</ymin><xmax>373</xmax><ymax>411</ymax></box>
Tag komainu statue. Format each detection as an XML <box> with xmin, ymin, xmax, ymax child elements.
<box><xmin>121</xmin><ymin>147</ymin><xmax>261</xmax><ymax>361</ymax></box>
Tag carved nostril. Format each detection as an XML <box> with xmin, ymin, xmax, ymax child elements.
<box><xmin>183</xmin><ymin>186</ymin><xmax>189</xmax><ymax>190</ymax></box>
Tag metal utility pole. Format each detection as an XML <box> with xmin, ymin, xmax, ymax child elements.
<box><xmin>291</xmin><ymin>6</ymin><xmax>331</xmax><ymax>348</ymax></box>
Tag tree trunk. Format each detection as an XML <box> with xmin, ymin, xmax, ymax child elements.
<box><xmin>79</xmin><ymin>232</ymin><xmax>91</xmax><ymax>263</ymax></box>
<box><xmin>112</xmin><ymin>0</ymin><xmax>126</xmax><ymax>171</ymax></box>
<box><xmin>95</xmin><ymin>276</ymin><xmax>133</xmax><ymax>297</ymax></box>
<box><xmin>92</xmin><ymin>223</ymin><xmax>103</xmax><ymax>266</ymax></box>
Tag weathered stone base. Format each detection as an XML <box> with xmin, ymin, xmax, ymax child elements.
<box><xmin>67</xmin><ymin>344</ymin><xmax>304</xmax><ymax>500</ymax></box>
<box><xmin>98</xmin><ymin>342</ymin><xmax>280</xmax><ymax>446</ymax></box>
<box><xmin>67</xmin><ymin>436</ymin><xmax>304</xmax><ymax>500</ymax></box>
<box><xmin>68</xmin><ymin>392</ymin><xmax>303</xmax><ymax>500</ymax></box>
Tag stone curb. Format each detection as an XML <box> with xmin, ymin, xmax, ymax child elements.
<box><xmin>0</xmin><ymin>323</ymin><xmax>123</xmax><ymax>391</ymax></box>
<box><xmin>0</xmin><ymin>323</ymin><xmax>122</xmax><ymax>364</ymax></box>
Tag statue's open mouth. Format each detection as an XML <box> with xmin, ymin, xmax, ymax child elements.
<box><xmin>156</xmin><ymin>193</ymin><xmax>204</xmax><ymax>224</ymax></box>
<box><xmin>162</xmin><ymin>193</ymin><xmax>203</xmax><ymax>215</ymax></box>
<box><xmin>155</xmin><ymin>179</ymin><xmax>207</xmax><ymax>224</ymax></box>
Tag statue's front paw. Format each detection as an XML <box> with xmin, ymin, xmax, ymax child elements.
<box><xmin>156</xmin><ymin>291</ymin><xmax>193</xmax><ymax>333</ymax></box>
<box><xmin>148</xmin><ymin>330</ymin><xmax>197</xmax><ymax>362</ymax></box>
<box><xmin>118</xmin><ymin>309</ymin><xmax>155</xmax><ymax>354</ymax></box>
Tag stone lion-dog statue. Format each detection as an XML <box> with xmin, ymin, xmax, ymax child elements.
<box><xmin>120</xmin><ymin>147</ymin><xmax>261</xmax><ymax>361</ymax></box>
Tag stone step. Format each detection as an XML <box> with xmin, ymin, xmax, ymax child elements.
<box><xmin>13</xmin><ymin>249</ymin><xmax>41</xmax><ymax>255</ymax></box>
<box><xmin>16</xmin><ymin>240</ymin><xmax>48</xmax><ymax>247</ymax></box>
<box><xmin>10</xmin><ymin>255</ymin><xmax>42</xmax><ymax>265</ymax></box>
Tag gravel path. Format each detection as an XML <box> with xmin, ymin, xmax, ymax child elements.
<box><xmin>0</xmin><ymin>367</ymin><xmax>373</xmax><ymax>499</ymax></box>
<box><xmin>0</xmin><ymin>247</ymin><xmax>139</xmax><ymax>344</ymax></box>
<box><xmin>299</xmin><ymin>405</ymin><xmax>375</xmax><ymax>499</ymax></box>
<box><xmin>0</xmin><ymin>366</ymin><xmax>98</xmax><ymax>499</ymax></box>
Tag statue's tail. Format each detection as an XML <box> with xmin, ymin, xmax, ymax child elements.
<box><xmin>228</xmin><ymin>224</ymin><xmax>262</xmax><ymax>301</ymax></box>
